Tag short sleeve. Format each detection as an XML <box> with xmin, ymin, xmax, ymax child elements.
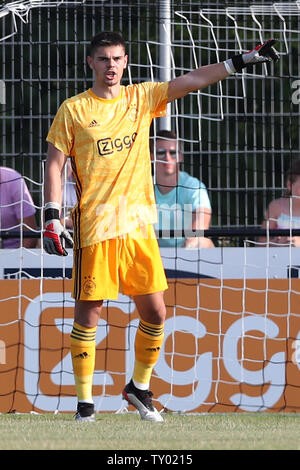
<box><xmin>46</xmin><ymin>101</ymin><xmax>74</xmax><ymax>156</ymax></box>
<box><xmin>191</xmin><ymin>185</ymin><xmax>211</xmax><ymax>211</ymax></box>
<box><xmin>180</xmin><ymin>173</ymin><xmax>212</xmax><ymax>211</ymax></box>
<box><xmin>141</xmin><ymin>82</ymin><xmax>169</xmax><ymax>119</ymax></box>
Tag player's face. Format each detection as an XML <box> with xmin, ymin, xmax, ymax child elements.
<box><xmin>88</xmin><ymin>45</ymin><xmax>127</xmax><ymax>87</ymax></box>
<box><xmin>153</xmin><ymin>139</ymin><xmax>182</xmax><ymax>176</ymax></box>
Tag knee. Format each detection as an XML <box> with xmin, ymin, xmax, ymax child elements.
<box><xmin>144</xmin><ymin>300</ymin><xmax>166</xmax><ymax>325</ymax></box>
<box><xmin>155</xmin><ymin>302</ymin><xmax>166</xmax><ymax>324</ymax></box>
<box><xmin>74</xmin><ymin>300</ymin><xmax>102</xmax><ymax>328</ymax></box>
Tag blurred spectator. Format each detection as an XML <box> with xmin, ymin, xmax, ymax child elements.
<box><xmin>260</xmin><ymin>159</ymin><xmax>300</xmax><ymax>246</ymax></box>
<box><xmin>61</xmin><ymin>159</ymin><xmax>77</xmax><ymax>229</ymax></box>
<box><xmin>151</xmin><ymin>130</ymin><xmax>214</xmax><ymax>248</ymax></box>
<box><xmin>0</xmin><ymin>166</ymin><xmax>37</xmax><ymax>248</ymax></box>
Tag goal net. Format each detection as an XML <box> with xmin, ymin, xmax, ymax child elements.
<box><xmin>0</xmin><ymin>0</ymin><xmax>300</xmax><ymax>414</ymax></box>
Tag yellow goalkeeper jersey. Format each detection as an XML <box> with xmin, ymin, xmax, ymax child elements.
<box><xmin>46</xmin><ymin>82</ymin><xmax>168</xmax><ymax>248</ymax></box>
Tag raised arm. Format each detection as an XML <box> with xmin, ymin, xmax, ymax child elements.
<box><xmin>167</xmin><ymin>39</ymin><xmax>279</xmax><ymax>103</ymax></box>
<box><xmin>168</xmin><ymin>63</ymin><xmax>228</xmax><ymax>102</ymax></box>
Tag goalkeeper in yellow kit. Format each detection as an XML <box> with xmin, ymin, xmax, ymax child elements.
<box><xmin>44</xmin><ymin>31</ymin><xmax>279</xmax><ymax>421</ymax></box>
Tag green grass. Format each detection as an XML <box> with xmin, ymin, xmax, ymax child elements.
<box><xmin>1</xmin><ymin>412</ymin><xmax>300</xmax><ymax>450</ymax></box>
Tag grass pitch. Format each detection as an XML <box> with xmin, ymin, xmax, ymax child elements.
<box><xmin>0</xmin><ymin>412</ymin><xmax>300</xmax><ymax>450</ymax></box>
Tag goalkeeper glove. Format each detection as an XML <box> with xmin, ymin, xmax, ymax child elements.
<box><xmin>44</xmin><ymin>202</ymin><xmax>73</xmax><ymax>256</ymax></box>
<box><xmin>224</xmin><ymin>39</ymin><xmax>280</xmax><ymax>74</ymax></box>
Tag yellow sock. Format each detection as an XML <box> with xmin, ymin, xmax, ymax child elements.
<box><xmin>133</xmin><ymin>320</ymin><xmax>164</xmax><ymax>390</ymax></box>
<box><xmin>70</xmin><ymin>322</ymin><xmax>96</xmax><ymax>403</ymax></box>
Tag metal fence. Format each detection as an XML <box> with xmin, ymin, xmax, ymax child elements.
<box><xmin>0</xmin><ymin>0</ymin><xmax>299</xmax><ymax>242</ymax></box>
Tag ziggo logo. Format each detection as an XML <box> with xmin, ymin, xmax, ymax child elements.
<box><xmin>97</xmin><ymin>132</ymin><xmax>137</xmax><ymax>156</ymax></box>
<box><xmin>23</xmin><ymin>292</ymin><xmax>288</xmax><ymax>413</ymax></box>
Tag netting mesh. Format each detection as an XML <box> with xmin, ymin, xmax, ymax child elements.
<box><xmin>0</xmin><ymin>0</ymin><xmax>300</xmax><ymax>414</ymax></box>
<box><xmin>1</xmin><ymin>0</ymin><xmax>299</xmax><ymax>232</ymax></box>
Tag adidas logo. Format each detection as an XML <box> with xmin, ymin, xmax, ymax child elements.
<box><xmin>74</xmin><ymin>351</ymin><xmax>90</xmax><ymax>359</ymax></box>
<box><xmin>88</xmin><ymin>120</ymin><xmax>100</xmax><ymax>127</ymax></box>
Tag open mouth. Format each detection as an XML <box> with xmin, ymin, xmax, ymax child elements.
<box><xmin>106</xmin><ymin>71</ymin><xmax>116</xmax><ymax>80</ymax></box>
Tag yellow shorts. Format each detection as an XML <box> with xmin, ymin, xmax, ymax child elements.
<box><xmin>72</xmin><ymin>225</ymin><xmax>168</xmax><ymax>301</ymax></box>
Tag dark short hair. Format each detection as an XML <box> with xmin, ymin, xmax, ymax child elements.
<box><xmin>150</xmin><ymin>130</ymin><xmax>183</xmax><ymax>154</ymax></box>
<box><xmin>90</xmin><ymin>31</ymin><xmax>126</xmax><ymax>56</ymax></box>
